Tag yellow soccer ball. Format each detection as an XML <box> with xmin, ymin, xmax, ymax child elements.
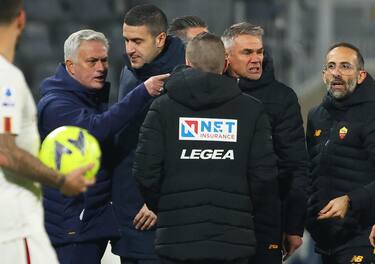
<box><xmin>39</xmin><ymin>126</ymin><xmax>101</xmax><ymax>180</ymax></box>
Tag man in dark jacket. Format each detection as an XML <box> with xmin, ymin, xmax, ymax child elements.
<box><xmin>306</xmin><ymin>42</ymin><xmax>375</xmax><ymax>264</ymax></box>
<box><xmin>37</xmin><ymin>29</ymin><xmax>162</xmax><ymax>264</ymax></box>
<box><xmin>133</xmin><ymin>32</ymin><xmax>280</xmax><ymax>264</ymax></box>
<box><xmin>112</xmin><ymin>4</ymin><xmax>185</xmax><ymax>264</ymax></box>
<box><xmin>222</xmin><ymin>22</ymin><xmax>308</xmax><ymax>263</ymax></box>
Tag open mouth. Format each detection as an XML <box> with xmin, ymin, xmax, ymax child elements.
<box><xmin>331</xmin><ymin>80</ymin><xmax>345</xmax><ymax>89</ymax></box>
<box><xmin>130</xmin><ymin>55</ymin><xmax>140</xmax><ymax>62</ymax></box>
<box><xmin>248</xmin><ymin>66</ymin><xmax>260</xmax><ymax>74</ymax></box>
<box><xmin>94</xmin><ymin>76</ymin><xmax>105</xmax><ymax>82</ymax></box>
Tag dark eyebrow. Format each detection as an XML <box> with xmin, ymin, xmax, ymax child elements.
<box><xmin>86</xmin><ymin>56</ymin><xmax>108</xmax><ymax>62</ymax></box>
<box><xmin>125</xmin><ymin>37</ymin><xmax>144</xmax><ymax>42</ymax></box>
<box><xmin>327</xmin><ymin>61</ymin><xmax>352</xmax><ymax>65</ymax></box>
<box><xmin>242</xmin><ymin>47</ymin><xmax>264</xmax><ymax>53</ymax></box>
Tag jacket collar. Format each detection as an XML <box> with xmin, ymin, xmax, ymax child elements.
<box><xmin>127</xmin><ymin>36</ymin><xmax>186</xmax><ymax>81</ymax></box>
<box><xmin>40</xmin><ymin>63</ymin><xmax>110</xmax><ymax>104</ymax></box>
<box><xmin>166</xmin><ymin>66</ymin><xmax>241</xmax><ymax>110</ymax></box>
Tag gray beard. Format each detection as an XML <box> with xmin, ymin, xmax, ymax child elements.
<box><xmin>328</xmin><ymin>77</ymin><xmax>358</xmax><ymax>100</ymax></box>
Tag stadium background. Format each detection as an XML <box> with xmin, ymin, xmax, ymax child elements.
<box><xmin>16</xmin><ymin>0</ymin><xmax>375</xmax><ymax>263</ymax></box>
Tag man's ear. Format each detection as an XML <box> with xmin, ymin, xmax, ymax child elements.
<box><xmin>16</xmin><ymin>9</ymin><xmax>26</xmax><ymax>32</ymax></box>
<box><xmin>185</xmin><ymin>57</ymin><xmax>193</xmax><ymax>67</ymax></box>
<box><xmin>322</xmin><ymin>71</ymin><xmax>328</xmax><ymax>85</ymax></box>
<box><xmin>156</xmin><ymin>32</ymin><xmax>167</xmax><ymax>48</ymax></box>
<box><xmin>357</xmin><ymin>70</ymin><xmax>367</xmax><ymax>85</ymax></box>
<box><xmin>65</xmin><ymin>60</ymin><xmax>75</xmax><ymax>75</ymax></box>
<box><xmin>222</xmin><ymin>58</ymin><xmax>229</xmax><ymax>74</ymax></box>
<box><xmin>224</xmin><ymin>49</ymin><xmax>231</xmax><ymax>62</ymax></box>
<box><xmin>224</xmin><ymin>50</ymin><xmax>229</xmax><ymax>59</ymax></box>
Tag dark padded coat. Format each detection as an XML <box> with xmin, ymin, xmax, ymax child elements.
<box><xmin>133</xmin><ymin>67</ymin><xmax>280</xmax><ymax>261</ymax></box>
<box><xmin>306</xmin><ymin>74</ymin><xmax>375</xmax><ymax>252</ymax></box>
<box><xmin>237</xmin><ymin>54</ymin><xmax>308</xmax><ymax>243</ymax></box>
<box><xmin>37</xmin><ymin>63</ymin><xmax>151</xmax><ymax>245</ymax></box>
<box><xmin>111</xmin><ymin>36</ymin><xmax>185</xmax><ymax>258</ymax></box>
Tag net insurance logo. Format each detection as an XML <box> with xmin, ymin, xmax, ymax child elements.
<box><xmin>179</xmin><ymin>117</ymin><xmax>237</xmax><ymax>142</ymax></box>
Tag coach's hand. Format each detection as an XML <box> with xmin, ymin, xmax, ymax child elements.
<box><xmin>317</xmin><ymin>195</ymin><xmax>350</xmax><ymax>220</ymax></box>
<box><xmin>144</xmin><ymin>73</ymin><xmax>170</xmax><ymax>97</ymax></box>
<box><xmin>282</xmin><ymin>233</ymin><xmax>303</xmax><ymax>261</ymax></box>
<box><xmin>369</xmin><ymin>225</ymin><xmax>375</xmax><ymax>247</ymax></box>
<box><xmin>133</xmin><ymin>204</ymin><xmax>157</xmax><ymax>230</ymax></box>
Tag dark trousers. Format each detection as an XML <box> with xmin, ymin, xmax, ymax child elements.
<box><xmin>55</xmin><ymin>239</ymin><xmax>108</xmax><ymax>264</ymax></box>
<box><xmin>121</xmin><ymin>258</ymin><xmax>161</xmax><ymax>264</ymax></box>
<box><xmin>320</xmin><ymin>246</ymin><xmax>375</xmax><ymax>264</ymax></box>
<box><xmin>250</xmin><ymin>242</ymin><xmax>282</xmax><ymax>264</ymax></box>
<box><xmin>55</xmin><ymin>244</ymin><xmax>75</xmax><ymax>264</ymax></box>
<box><xmin>160</xmin><ymin>258</ymin><xmax>249</xmax><ymax>264</ymax></box>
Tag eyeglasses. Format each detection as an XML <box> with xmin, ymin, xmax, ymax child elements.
<box><xmin>322</xmin><ymin>62</ymin><xmax>356</xmax><ymax>75</ymax></box>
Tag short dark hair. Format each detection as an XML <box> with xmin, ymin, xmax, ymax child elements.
<box><xmin>124</xmin><ymin>4</ymin><xmax>168</xmax><ymax>37</ymax></box>
<box><xmin>168</xmin><ymin>15</ymin><xmax>207</xmax><ymax>37</ymax></box>
<box><xmin>327</xmin><ymin>42</ymin><xmax>365</xmax><ymax>70</ymax></box>
<box><xmin>0</xmin><ymin>0</ymin><xmax>23</xmax><ymax>24</ymax></box>
<box><xmin>186</xmin><ymin>32</ymin><xmax>225</xmax><ymax>74</ymax></box>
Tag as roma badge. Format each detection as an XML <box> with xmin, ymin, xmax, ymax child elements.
<box><xmin>339</xmin><ymin>126</ymin><xmax>348</xmax><ymax>140</ymax></box>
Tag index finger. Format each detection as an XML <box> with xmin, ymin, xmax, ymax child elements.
<box><xmin>133</xmin><ymin>210</ymin><xmax>144</xmax><ymax>225</ymax></box>
<box><xmin>155</xmin><ymin>73</ymin><xmax>171</xmax><ymax>80</ymax></box>
<box><xmin>317</xmin><ymin>210</ymin><xmax>335</xmax><ymax>220</ymax></box>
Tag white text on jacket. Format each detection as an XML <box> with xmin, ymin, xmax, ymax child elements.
<box><xmin>180</xmin><ymin>149</ymin><xmax>234</xmax><ymax>160</ymax></box>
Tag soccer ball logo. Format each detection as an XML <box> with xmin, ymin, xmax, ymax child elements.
<box><xmin>39</xmin><ymin>126</ymin><xmax>101</xmax><ymax>180</ymax></box>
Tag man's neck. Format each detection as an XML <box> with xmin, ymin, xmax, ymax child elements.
<box><xmin>227</xmin><ymin>68</ymin><xmax>239</xmax><ymax>79</ymax></box>
<box><xmin>144</xmin><ymin>46</ymin><xmax>164</xmax><ymax>68</ymax></box>
<box><xmin>0</xmin><ymin>26</ymin><xmax>18</xmax><ymax>63</ymax></box>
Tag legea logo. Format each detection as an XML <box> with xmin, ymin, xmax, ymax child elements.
<box><xmin>179</xmin><ymin>117</ymin><xmax>237</xmax><ymax>142</ymax></box>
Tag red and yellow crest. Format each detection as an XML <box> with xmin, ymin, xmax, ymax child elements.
<box><xmin>339</xmin><ymin>126</ymin><xmax>348</xmax><ymax>140</ymax></box>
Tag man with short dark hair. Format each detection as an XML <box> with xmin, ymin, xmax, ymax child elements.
<box><xmin>133</xmin><ymin>32</ymin><xmax>279</xmax><ymax>264</ymax></box>
<box><xmin>112</xmin><ymin>4</ymin><xmax>185</xmax><ymax>264</ymax></box>
<box><xmin>168</xmin><ymin>15</ymin><xmax>208</xmax><ymax>44</ymax></box>
<box><xmin>306</xmin><ymin>42</ymin><xmax>375</xmax><ymax>264</ymax></box>
<box><xmin>222</xmin><ymin>22</ymin><xmax>308</xmax><ymax>263</ymax></box>
<box><xmin>0</xmin><ymin>1</ymin><xmax>93</xmax><ymax>263</ymax></box>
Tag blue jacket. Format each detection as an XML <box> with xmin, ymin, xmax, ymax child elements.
<box><xmin>37</xmin><ymin>63</ymin><xmax>152</xmax><ymax>245</ymax></box>
<box><xmin>111</xmin><ymin>36</ymin><xmax>185</xmax><ymax>258</ymax></box>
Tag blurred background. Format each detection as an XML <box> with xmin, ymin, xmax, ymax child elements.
<box><xmin>16</xmin><ymin>0</ymin><xmax>375</xmax><ymax>263</ymax></box>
